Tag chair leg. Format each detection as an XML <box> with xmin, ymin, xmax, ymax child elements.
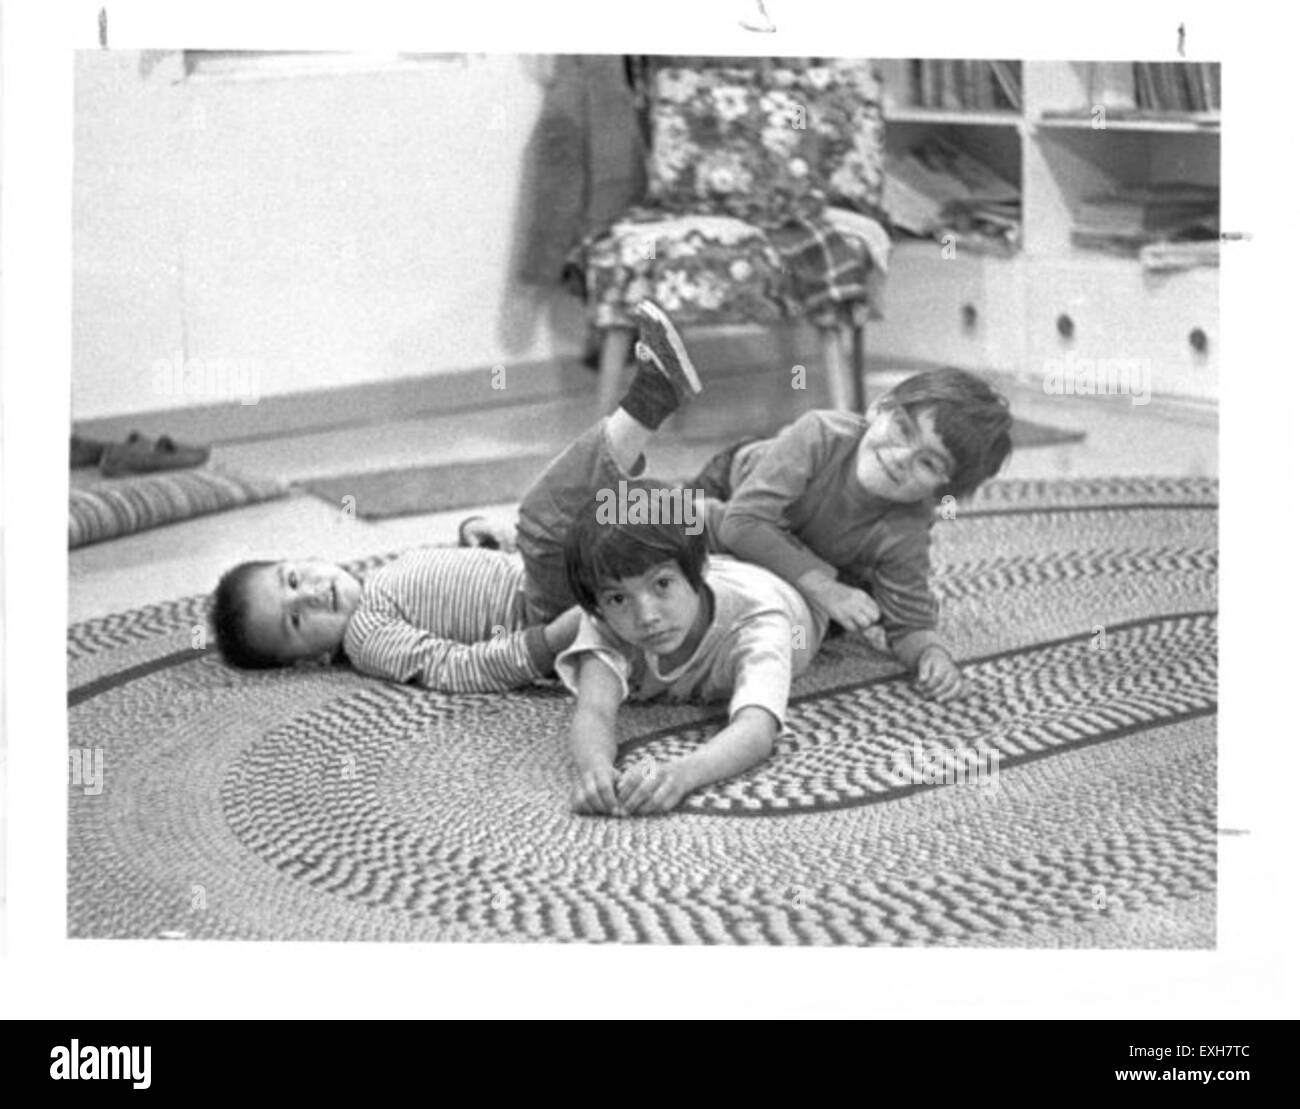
<box><xmin>850</xmin><ymin>322</ymin><xmax>867</xmax><ymax>413</ymax></box>
<box><xmin>819</xmin><ymin>325</ymin><xmax>854</xmax><ymax>413</ymax></box>
<box><xmin>597</xmin><ymin>327</ymin><xmax>635</xmax><ymax>414</ymax></box>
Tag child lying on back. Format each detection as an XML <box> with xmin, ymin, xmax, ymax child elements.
<box><xmin>210</xmin><ymin>543</ymin><xmax>579</xmax><ymax>693</ymax></box>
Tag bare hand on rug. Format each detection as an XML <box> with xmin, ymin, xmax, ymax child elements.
<box><xmin>914</xmin><ymin>645</ymin><xmax>964</xmax><ymax>702</ymax></box>
<box><xmin>616</xmin><ymin>757</ymin><xmax>692</xmax><ymax>816</ymax></box>
<box><xmin>458</xmin><ymin>515</ymin><xmax>518</xmax><ymax>552</ymax></box>
<box><xmin>572</xmin><ymin>763</ymin><xmax>624</xmax><ymax>816</ymax></box>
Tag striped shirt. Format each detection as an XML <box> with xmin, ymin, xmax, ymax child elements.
<box><xmin>342</xmin><ymin>547</ymin><xmax>554</xmax><ymax>693</ymax></box>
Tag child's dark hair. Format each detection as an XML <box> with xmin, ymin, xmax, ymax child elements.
<box><xmin>210</xmin><ymin>560</ymin><xmax>282</xmax><ymax>670</ymax></box>
<box><xmin>563</xmin><ymin>480</ymin><xmax>709</xmax><ymax>614</ymax></box>
<box><xmin>882</xmin><ymin>368</ymin><xmax>1013</xmax><ymax>499</ymax></box>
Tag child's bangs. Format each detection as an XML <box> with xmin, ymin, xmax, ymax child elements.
<box><xmin>587</xmin><ymin>520</ymin><xmax>690</xmax><ymax>588</ymax></box>
<box><xmin>563</xmin><ymin>488</ymin><xmax>708</xmax><ymax>612</ymax></box>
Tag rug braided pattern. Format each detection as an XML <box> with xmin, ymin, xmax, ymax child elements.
<box><xmin>68</xmin><ymin>477</ymin><xmax>1217</xmax><ymax>944</ymax></box>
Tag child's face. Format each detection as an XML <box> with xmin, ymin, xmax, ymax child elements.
<box><xmin>855</xmin><ymin>402</ymin><xmax>955</xmax><ymax>502</ymax></box>
<box><xmin>242</xmin><ymin>559</ymin><xmax>363</xmax><ymax>664</ymax></box>
<box><xmin>595</xmin><ymin>560</ymin><xmax>706</xmax><ymax>663</ymax></box>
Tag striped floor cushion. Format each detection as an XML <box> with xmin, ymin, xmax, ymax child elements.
<box><xmin>69</xmin><ymin>465</ymin><xmax>287</xmax><ymax>549</ymax></box>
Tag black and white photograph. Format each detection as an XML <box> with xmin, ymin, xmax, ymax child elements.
<box><xmin>3</xmin><ymin>0</ymin><xmax>1294</xmax><ymax>1023</ymax></box>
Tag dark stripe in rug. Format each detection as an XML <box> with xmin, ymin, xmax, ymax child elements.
<box><xmin>68</xmin><ymin>650</ymin><xmax>202</xmax><ymax>708</ymax></box>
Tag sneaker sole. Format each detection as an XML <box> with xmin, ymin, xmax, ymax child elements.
<box><xmin>633</xmin><ymin>300</ymin><xmax>703</xmax><ymax>399</ymax></box>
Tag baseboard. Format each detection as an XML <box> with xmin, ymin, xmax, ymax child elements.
<box><xmin>73</xmin><ymin>326</ymin><xmax>828</xmax><ymax>447</ymax></box>
<box><xmin>74</xmin><ymin>329</ymin><xmax>1217</xmax><ymax>448</ymax></box>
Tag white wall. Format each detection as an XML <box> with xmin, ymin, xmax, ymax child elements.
<box><xmin>73</xmin><ymin>51</ymin><xmax>584</xmax><ymax>420</ymax></box>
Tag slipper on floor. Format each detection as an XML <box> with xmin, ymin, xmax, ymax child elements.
<box><xmin>98</xmin><ymin>433</ymin><xmax>211</xmax><ymax>477</ymax></box>
<box><xmin>71</xmin><ymin>435</ymin><xmax>110</xmax><ymax>468</ymax></box>
<box><xmin>72</xmin><ymin>430</ymin><xmax>153</xmax><ymax>468</ymax></box>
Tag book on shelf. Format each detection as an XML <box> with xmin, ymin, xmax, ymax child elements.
<box><xmin>946</xmin><ymin>60</ymin><xmax>967</xmax><ymax>110</ymax></box>
<box><xmin>1132</xmin><ymin>61</ymin><xmax>1221</xmax><ymax>113</ymax></box>
<box><xmin>914</xmin><ymin>59</ymin><xmax>933</xmax><ymax>109</ymax></box>
<box><xmin>906</xmin><ymin>59</ymin><xmax>1021</xmax><ymax>112</ymax></box>
<box><xmin>1090</xmin><ymin>62</ymin><xmax>1137</xmax><ymax>110</ymax></box>
<box><xmin>884</xmin><ymin>135</ymin><xmax>1021</xmax><ymax>251</ymax></box>
<box><xmin>988</xmin><ymin>61</ymin><xmax>1022</xmax><ymax>111</ymax></box>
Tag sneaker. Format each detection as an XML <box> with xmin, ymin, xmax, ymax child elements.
<box><xmin>632</xmin><ymin>299</ymin><xmax>702</xmax><ymax>402</ymax></box>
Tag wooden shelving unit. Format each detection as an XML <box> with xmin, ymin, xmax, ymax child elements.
<box><xmin>871</xmin><ymin>59</ymin><xmax>1221</xmax><ymax>403</ymax></box>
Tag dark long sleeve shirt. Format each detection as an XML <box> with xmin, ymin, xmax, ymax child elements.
<box><xmin>703</xmin><ymin>409</ymin><xmax>941</xmax><ymax>654</ymax></box>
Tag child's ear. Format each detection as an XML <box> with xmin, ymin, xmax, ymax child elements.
<box><xmin>864</xmin><ymin>398</ymin><xmax>885</xmax><ymax>423</ymax></box>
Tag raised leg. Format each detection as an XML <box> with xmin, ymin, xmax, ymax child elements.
<box><xmin>520</xmin><ymin>306</ymin><xmax>702</xmax><ymax>621</ymax></box>
<box><xmin>597</xmin><ymin>327</ymin><xmax>635</xmax><ymax>414</ymax></box>
<box><xmin>516</xmin><ymin>421</ymin><xmax>629</xmax><ymax>624</ymax></box>
<box><xmin>850</xmin><ymin>322</ymin><xmax>867</xmax><ymax>413</ymax></box>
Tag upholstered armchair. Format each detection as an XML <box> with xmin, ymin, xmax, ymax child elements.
<box><xmin>569</xmin><ymin>57</ymin><xmax>891</xmax><ymax>413</ymax></box>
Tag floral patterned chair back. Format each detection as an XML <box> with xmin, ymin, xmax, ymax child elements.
<box><xmin>644</xmin><ymin>58</ymin><xmax>886</xmax><ymax>227</ymax></box>
<box><xmin>573</xmin><ymin>56</ymin><xmax>890</xmax><ymax>412</ymax></box>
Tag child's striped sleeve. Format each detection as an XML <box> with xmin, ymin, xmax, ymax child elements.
<box><xmin>342</xmin><ymin>550</ymin><xmax>551</xmax><ymax>693</ymax></box>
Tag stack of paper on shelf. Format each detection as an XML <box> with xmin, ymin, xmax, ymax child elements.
<box><xmin>1138</xmin><ymin>240</ymin><xmax>1220</xmax><ymax>272</ymax></box>
<box><xmin>1070</xmin><ymin>184</ymin><xmax>1219</xmax><ymax>256</ymax></box>
<box><xmin>884</xmin><ymin>136</ymin><xmax>1021</xmax><ymax>252</ymax></box>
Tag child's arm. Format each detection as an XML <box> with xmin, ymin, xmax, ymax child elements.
<box><xmin>346</xmin><ymin>597</ymin><xmax>580</xmax><ymax>693</ymax></box>
<box><xmin>717</xmin><ymin>413</ymin><xmax>884</xmax><ymax>630</ymax></box>
<box><xmin>716</xmin><ymin>412</ymin><xmax>843</xmax><ymax>588</ymax></box>
<box><xmin>619</xmin><ymin>614</ymin><xmax>792</xmax><ymax>815</ymax></box>
<box><xmin>568</xmin><ymin>652</ymin><xmax>627</xmax><ymax>815</ymax></box>
<box><xmin>618</xmin><ymin>706</ymin><xmax>778</xmax><ymax>815</ymax></box>
<box><xmin>864</xmin><ymin>530</ymin><xmax>964</xmax><ymax>701</ymax></box>
<box><xmin>795</xmin><ymin>569</ymin><xmax>881</xmax><ymax>634</ymax></box>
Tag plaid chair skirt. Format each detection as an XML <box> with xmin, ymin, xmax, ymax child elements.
<box><xmin>572</xmin><ymin>205</ymin><xmax>891</xmax><ymax>331</ymax></box>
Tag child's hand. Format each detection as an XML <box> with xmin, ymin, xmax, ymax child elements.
<box><xmin>571</xmin><ymin>763</ymin><xmax>623</xmax><ymax>815</ymax></box>
<box><xmin>616</xmin><ymin>758</ymin><xmax>691</xmax><ymax>815</ymax></box>
<box><xmin>458</xmin><ymin>516</ymin><xmax>517</xmax><ymax>552</ymax></box>
<box><xmin>819</xmin><ymin>582</ymin><xmax>881</xmax><ymax>635</ymax></box>
<box><xmin>915</xmin><ymin>645</ymin><xmax>964</xmax><ymax>702</ymax></box>
<box><xmin>543</xmin><ymin>606</ymin><xmax>583</xmax><ymax>655</ymax></box>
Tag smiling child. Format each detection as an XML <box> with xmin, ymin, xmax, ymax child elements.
<box><xmin>694</xmin><ymin>369</ymin><xmax>1014</xmax><ymax>701</ymax></box>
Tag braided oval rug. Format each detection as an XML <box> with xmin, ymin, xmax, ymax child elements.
<box><xmin>67</xmin><ymin>476</ymin><xmax>1219</xmax><ymax>945</ymax></box>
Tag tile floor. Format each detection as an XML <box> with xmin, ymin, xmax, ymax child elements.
<box><xmin>67</xmin><ymin>362</ymin><xmax>1217</xmax><ymax>624</ymax></box>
